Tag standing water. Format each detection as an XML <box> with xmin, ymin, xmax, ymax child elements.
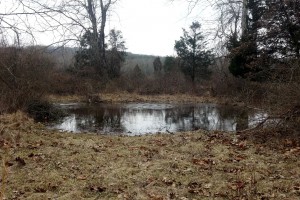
<box><xmin>48</xmin><ymin>103</ymin><xmax>266</xmax><ymax>135</ymax></box>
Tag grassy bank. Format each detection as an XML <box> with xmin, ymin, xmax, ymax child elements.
<box><xmin>0</xmin><ymin>112</ymin><xmax>299</xmax><ymax>199</ymax></box>
<box><xmin>47</xmin><ymin>93</ymin><xmax>222</xmax><ymax>104</ymax></box>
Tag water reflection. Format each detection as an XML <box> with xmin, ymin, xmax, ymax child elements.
<box><xmin>48</xmin><ymin>103</ymin><xmax>266</xmax><ymax>135</ymax></box>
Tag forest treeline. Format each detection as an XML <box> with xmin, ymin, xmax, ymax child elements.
<box><xmin>0</xmin><ymin>0</ymin><xmax>299</xmax><ymax>131</ymax></box>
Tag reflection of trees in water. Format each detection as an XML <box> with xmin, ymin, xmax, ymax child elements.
<box><xmin>67</xmin><ymin>107</ymin><xmax>95</xmax><ymax>131</ymax></box>
<box><xmin>126</xmin><ymin>109</ymin><xmax>164</xmax><ymax>117</ymax></box>
<box><xmin>164</xmin><ymin>106</ymin><xmax>214</xmax><ymax>131</ymax></box>
<box><xmin>71</xmin><ymin>106</ymin><xmax>124</xmax><ymax>132</ymax></box>
<box><xmin>123</xmin><ymin>108</ymin><xmax>168</xmax><ymax>133</ymax></box>
<box><xmin>124</xmin><ymin>109</ymin><xmax>165</xmax><ymax>123</ymax></box>
<box><xmin>235</xmin><ymin>110</ymin><xmax>249</xmax><ymax>131</ymax></box>
<box><xmin>164</xmin><ymin>105</ymin><xmax>249</xmax><ymax>131</ymax></box>
<box><xmin>218</xmin><ymin>106</ymin><xmax>249</xmax><ymax>131</ymax></box>
<box><xmin>165</xmin><ymin>107</ymin><xmax>191</xmax><ymax>131</ymax></box>
<box><xmin>94</xmin><ymin>107</ymin><xmax>123</xmax><ymax>132</ymax></box>
<box><xmin>62</xmin><ymin>103</ymin><xmax>252</xmax><ymax>133</ymax></box>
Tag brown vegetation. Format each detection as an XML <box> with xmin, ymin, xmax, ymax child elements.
<box><xmin>0</xmin><ymin>1</ymin><xmax>299</xmax><ymax>199</ymax></box>
<box><xmin>0</xmin><ymin>45</ymin><xmax>299</xmax><ymax>199</ymax></box>
<box><xmin>0</xmin><ymin>47</ymin><xmax>53</xmax><ymax>113</ymax></box>
<box><xmin>0</xmin><ymin>112</ymin><xmax>299</xmax><ymax>199</ymax></box>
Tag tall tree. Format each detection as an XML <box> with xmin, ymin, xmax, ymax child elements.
<box><xmin>227</xmin><ymin>0</ymin><xmax>266</xmax><ymax>78</ymax></box>
<box><xmin>73</xmin><ymin>0</ymin><xmax>120</xmax><ymax>76</ymax></box>
<box><xmin>163</xmin><ymin>56</ymin><xmax>178</xmax><ymax>72</ymax></box>
<box><xmin>175</xmin><ymin>21</ymin><xmax>214</xmax><ymax>82</ymax></box>
<box><xmin>75</xmin><ymin>28</ymin><xmax>126</xmax><ymax>78</ymax></box>
<box><xmin>153</xmin><ymin>57</ymin><xmax>163</xmax><ymax>75</ymax></box>
<box><xmin>229</xmin><ymin>0</ymin><xmax>300</xmax><ymax>79</ymax></box>
<box><xmin>174</xmin><ymin>0</ymin><xmax>299</xmax><ymax>81</ymax></box>
<box><xmin>106</xmin><ymin>29</ymin><xmax>127</xmax><ymax>78</ymax></box>
<box><xmin>0</xmin><ymin>0</ymin><xmax>120</xmax><ymax>77</ymax></box>
<box><xmin>262</xmin><ymin>0</ymin><xmax>300</xmax><ymax>59</ymax></box>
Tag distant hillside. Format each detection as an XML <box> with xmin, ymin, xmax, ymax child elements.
<box><xmin>45</xmin><ymin>46</ymin><xmax>77</xmax><ymax>68</ymax></box>
<box><xmin>43</xmin><ymin>47</ymin><xmax>165</xmax><ymax>75</ymax></box>
<box><xmin>122</xmin><ymin>53</ymin><xmax>165</xmax><ymax>75</ymax></box>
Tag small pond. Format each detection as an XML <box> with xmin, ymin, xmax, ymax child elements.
<box><xmin>47</xmin><ymin>103</ymin><xmax>267</xmax><ymax>135</ymax></box>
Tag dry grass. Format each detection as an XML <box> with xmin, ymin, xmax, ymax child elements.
<box><xmin>47</xmin><ymin>95</ymin><xmax>84</xmax><ymax>103</ymax></box>
<box><xmin>48</xmin><ymin>92</ymin><xmax>221</xmax><ymax>104</ymax></box>
<box><xmin>100</xmin><ymin>93</ymin><xmax>219</xmax><ymax>104</ymax></box>
<box><xmin>0</xmin><ymin>112</ymin><xmax>299</xmax><ymax>199</ymax></box>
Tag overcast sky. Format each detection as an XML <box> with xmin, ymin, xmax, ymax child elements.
<box><xmin>108</xmin><ymin>0</ymin><xmax>216</xmax><ymax>56</ymax></box>
<box><xmin>1</xmin><ymin>0</ymin><xmax>216</xmax><ymax>56</ymax></box>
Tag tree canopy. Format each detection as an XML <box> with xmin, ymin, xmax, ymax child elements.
<box><xmin>175</xmin><ymin>21</ymin><xmax>214</xmax><ymax>82</ymax></box>
<box><xmin>75</xmin><ymin>29</ymin><xmax>126</xmax><ymax>79</ymax></box>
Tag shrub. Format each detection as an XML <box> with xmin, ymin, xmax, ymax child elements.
<box><xmin>0</xmin><ymin>46</ymin><xmax>54</xmax><ymax>113</ymax></box>
<box><xmin>27</xmin><ymin>100</ymin><xmax>65</xmax><ymax>122</ymax></box>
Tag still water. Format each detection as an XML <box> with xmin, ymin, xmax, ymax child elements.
<box><xmin>48</xmin><ymin>103</ymin><xmax>266</xmax><ymax>135</ymax></box>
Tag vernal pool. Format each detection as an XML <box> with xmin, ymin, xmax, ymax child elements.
<box><xmin>48</xmin><ymin>103</ymin><xmax>267</xmax><ymax>135</ymax></box>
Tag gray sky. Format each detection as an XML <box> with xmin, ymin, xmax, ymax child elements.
<box><xmin>1</xmin><ymin>0</ymin><xmax>216</xmax><ymax>56</ymax></box>
<box><xmin>108</xmin><ymin>0</ymin><xmax>215</xmax><ymax>56</ymax></box>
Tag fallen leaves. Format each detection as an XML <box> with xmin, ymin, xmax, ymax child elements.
<box><xmin>192</xmin><ymin>158</ymin><xmax>215</xmax><ymax>169</ymax></box>
<box><xmin>89</xmin><ymin>185</ymin><xmax>106</xmax><ymax>193</ymax></box>
<box><xmin>146</xmin><ymin>193</ymin><xmax>164</xmax><ymax>200</ymax></box>
<box><xmin>33</xmin><ymin>183</ymin><xmax>58</xmax><ymax>193</ymax></box>
<box><xmin>15</xmin><ymin>157</ymin><xmax>26</xmax><ymax>166</ymax></box>
<box><xmin>26</xmin><ymin>140</ymin><xmax>44</xmax><ymax>149</ymax></box>
<box><xmin>237</xmin><ymin>141</ymin><xmax>248</xmax><ymax>150</ymax></box>
<box><xmin>284</xmin><ymin>147</ymin><xmax>300</xmax><ymax>156</ymax></box>
<box><xmin>5</xmin><ymin>161</ymin><xmax>14</xmax><ymax>167</ymax></box>
<box><xmin>162</xmin><ymin>177</ymin><xmax>177</xmax><ymax>187</ymax></box>
<box><xmin>228</xmin><ymin>180</ymin><xmax>246</xmax><ymax>191</ymax></box>
<box><xmin>28</xmin><ymin>153</ymin><xmax>46</xmax><ymax>163</ymax></box>
<box><xmin>187</xmin><ymin>181</ymin><xmax>212</xmax><ymax>197</ymax></box>
<box><xmin>150</xmin><ymin>139</ymin><xmax>167</xmax><ymax>147</ymax></box>
<box><xmin>1</xmin><ymin>113</ymin><xmax>300</xmax><ymax>199</ymax></box>
<box><xmin>129</xmin><ymin>146</ymin><xmax>159</xmax><ymax>160</ymax></box>
<box><xmin>77</xmin><ymin>175</ymin><xmax>87</xmax><ymax>180</ymax></box>
<box><xmin>34</xmin><ymin>187</ymin><xmax>47</xmax><ymax>193</ymax></box>
<box><xmin>227</xmin><ymin>152</ymin><xmax>247</xmax><ymax>163</ymax></box>
<box><xmin>187</xmin><ymin>181</ymin><xmax>202</xmax><ymax>194</ymax></box>
<box><xmin>92</xmin><ymin>145</ymin><xmax>104</xmax><ymax>153</ymax></box>
<box><xmin>203</xmin><ymin>183</ymin><xmax>213</xmax><ymax>189</ymax></box>
<box><xmin>292</xmin><ymin>184</ymin><xmax>300</xmax><ymax>195</ymax></box>
<box><xmin>222</xmin><ymin>167</ymin><xmax>243</xmax><ymax>174</ymax></box>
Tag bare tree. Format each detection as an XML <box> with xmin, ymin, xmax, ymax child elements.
<box><xmin>0</xmin><ymin>0</ymin><xmax>122</xmax><ymax>112</ymax></box>
<box><xmin>0</xmin><ymin>0</ymin><xmax>119</xmax><ymax>48</ymax></box>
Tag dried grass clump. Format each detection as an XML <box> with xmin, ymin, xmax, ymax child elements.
<box><xmin>0</xmin><ymin>111</ymin><xmax>39</xmax><ymax>148</ymax></box>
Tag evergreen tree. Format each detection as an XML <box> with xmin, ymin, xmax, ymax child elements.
<box><xmin>75</xmin><ymin>29</ymin><xmax>126</xmax><ymax>79</ymax></box>
<box><xmin>153</xmin><ymin>57</ymin><xmax>162</xmax><ymax>75</ymax></box>
<box><xmin>228</xmin><ymin>0</ymin><xmax>265</xmax><ymax>79</ymax></box>
<box><xmin>175</xmin><ymin>21</ymin><xmax>214</xmax><ymax>82</ymax></box>
<box><xmin>163</xmin><ymin>56</ymin><xmax>178</xmax><ymax>72</ymax></box>
<box><xmin>106</xmin><ymin>29</ymin><xmax>127</xmax><ymax>79</ymax></box>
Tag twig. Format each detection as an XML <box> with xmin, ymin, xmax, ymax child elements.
<box><xmin>238</xmin><ymin>116</ymin><xmax>281</xmax><ymax>133</ymax></box>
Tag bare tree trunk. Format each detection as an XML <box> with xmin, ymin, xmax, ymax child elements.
<box><xmin>241</xmin><ymin>0</ymin><xmax>248</xmax><ymax>37</ymax></box>
<box><xmin>87</xmin><ymin>0</ymin><xmax>101</xmax><ymax>70</ymax></box>
<box><xmin>99</xmin><ymin>0</ymin><xmax>113</xmax><ymax>68</ymax></box>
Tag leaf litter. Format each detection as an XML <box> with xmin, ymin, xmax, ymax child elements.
<box><xmin>0</xmin><ymin>112</ymin><xmax>299</xmax><ymax>199</ymax></box>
